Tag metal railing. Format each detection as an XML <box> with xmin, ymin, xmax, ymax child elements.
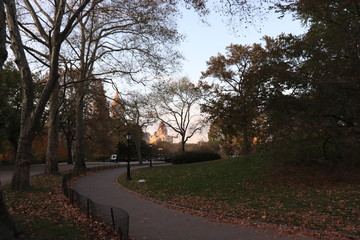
<box><xmin>62</xmin><ymin>167</ymin><xmax>129</xmax><ymax>240</ymax></box>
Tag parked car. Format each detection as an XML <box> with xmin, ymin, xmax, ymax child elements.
<box><xmin>109</xmin><ymin>154</ymin><xmax>135</xmax><ymax>162</ymax></box>
<box><xmin>109</xmin><ymin>154</ymin><xmax>117</xmax><ymax>162</ymax></box>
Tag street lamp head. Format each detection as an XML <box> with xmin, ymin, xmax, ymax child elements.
<box><xmin>125</xmin><ymin>132</ymin><xmax>132</xmax><ymax>140</ymax></box>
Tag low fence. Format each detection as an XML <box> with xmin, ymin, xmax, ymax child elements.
<box><xmin>62</xmin><ymin>167</ymin><xmax>129</xmax><ymax>240</ymax></box>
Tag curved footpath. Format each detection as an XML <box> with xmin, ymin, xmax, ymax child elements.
<box><xmin>0</xmin><ymin>162</ymin><xmax>118</xmax><ymax>186</ymax></box>
<box><xmin>74</xmin><ymin>167</ymin><xmax>314</xmax><ymax>240</ymax></box>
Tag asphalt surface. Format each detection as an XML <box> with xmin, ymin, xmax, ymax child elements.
<box><xmin>0</xmin><ymin>162</ymin><xmax>118</xmax><ymax>186</ymax></box>
<box><xmin>74</xmin><ymin>167</ymin><xmax>314</xmax><ymax>240</ymax></box>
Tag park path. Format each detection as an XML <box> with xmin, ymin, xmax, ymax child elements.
<box><xmin>0</xmin><ymin>162</ymin><xmax>117</xmax><ymax>186</ymax></box>
<box><xmin>74</xmin><ymin>167</ymin><xmax>314</xmax><ymax>240</ymax></box>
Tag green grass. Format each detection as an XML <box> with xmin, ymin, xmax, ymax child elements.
<box><xmin>119</xmin><ymin>153</ymin><xmax>360</xmax><ymax>238</ymax></box>
<box><xmin>12</xmin><ymin>216</ymin><xmax>82</xmax><ymax>240</ymax></box>
<box><xmin>33</xmin><ymin>218</ymin><xmax>83</xmax><ymax>239</ymax></box>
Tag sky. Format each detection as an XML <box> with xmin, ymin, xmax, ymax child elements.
<box><xmin>115</xmin><ymin>5</ymin><xmax>308</xmax><ymax>144</ymax></box>
<box><xmin>176</xmin><ymin>7</ymin><xmax>307</xmax><ymax>82</ymax></box>
<box><xmin>162</xmin><ymin>6</ymin><xmax>307</xmax><ymax>143</ymax></box>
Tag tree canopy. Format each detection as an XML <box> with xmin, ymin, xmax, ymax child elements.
<box><xmin>148</xmin><ymin>77</ymin><xmax>204</xmax><ymax>152</ymax></box>
<box><xmin>201</xmin><ymin>0</ymin><xmax>360</xmax><ymax>163</ymax></box>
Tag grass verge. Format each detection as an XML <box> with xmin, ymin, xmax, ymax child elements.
<box><xmin>119</xmin><ymin>153</ymin><xmax>360</xmax><ymax>239</ymax></box>
<box><xmin>2</xmin><ymin>173</ymin><xmax>118</xmax><ymax>239</ymax></box>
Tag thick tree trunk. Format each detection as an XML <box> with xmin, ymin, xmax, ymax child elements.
<box><xmin>74</xmin><ymin>90</ymin><xmax>86</xmax><ymax>174</ymax></box>
<box><xmin>0</xmin><ymin>0</ymin><xmax>16</xmax><ymax>226</ymax></box>
<box><xmin>5</xmin><ymin>0</ymin><xmax>36</xmax><ymax>190</ymax></box>
<box><xmin>6</xmin><ymin>0</ymin><xmax>92</xmax><ymax>189</ymax></box>
<box><xmin>11</xmin><ymin>130</ymin><xmax>33</xmax><ymax>190</ymax></box>
<box><xmin>135</xmin><ymin>140</ymin><xmax>142</xmax><ymax>164</ymax></box>
<box><xmin>65</xmin><ymin>132</ymin><xmax>73</xmax><ymax>164</ymax></box>
<box><xmin>45</xmin><ymin>81</ymin><xmax>60</xmax><ymax>174</ymax></box>
<box><xmin>0</xmin><ymin>0</ymin><xmax>7</xmax><ymax>69</ymax></box>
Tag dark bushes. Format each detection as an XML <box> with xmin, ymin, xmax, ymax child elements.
<box><xmin>172</xmin><ymin>151</ymin><xmax>221</xmax><ymax>164</ymax></box>
<box><xmin>91</xmin><ymin>155</ymin><xmax>109</xmax><ymax>162</ymax></box>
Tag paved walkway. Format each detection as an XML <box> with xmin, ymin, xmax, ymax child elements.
<box><xmin>74</xmin><ymin>167</ymin><xmax>314</xmax><ymax>240</ymax></box>
<box><xmin>0</xmin><ymin>162</ymin><xmax>118</xmax><ymax>186</ymax></box>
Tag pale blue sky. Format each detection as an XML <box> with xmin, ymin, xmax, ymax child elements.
<box><xmin>167</xmin><ymin>7</ymin><xmax>307</xmax><ymax>143</ymax></box>
<box><xmin>116</xmin><ymin>7</ymin><xmax>308</xmax><ymax>143</ymax></box>
<box><xmin>176</xmin><ymin>7</ymin><xmax>306</xmax><ymax>82</ymax></box>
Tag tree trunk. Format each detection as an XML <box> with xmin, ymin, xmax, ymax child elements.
<box><xmin>74</xmin><ymin>89</ymin><xmax>86</xmax><ymax>174</ymax></box>
<box><xmin>134</xmin><ymin>140</ymin><xmax>142</xmax><ymax>164</ymax></box>
<box><xmin>0</xmin><ymin>0</ymin><xmax>16</xmax><ymax>220</ymax></box>
<box><xmin>6</xmin><ymin>0</ymin><xmax>92</xmax><ymax>189</ymax></box>
<box><xmin>181</xmin><ymin>135</ymin><xmax>186</xmax><ymax>152</ymax></box>
<box><xmin>0</xmin><ymin>0</ymin><xmax>7</xmax><ymax>70</ymax></box>
<box><xmin>45</xmin><ymin>81</ymin><xmax>60</xmax><ymax>174</ymax></box>
<box><xmin>11</xmin><ymin>130</ymin><xmax>33</xmax><ymax>190</ymax></box>
<box><xmin>65</xmin><ymin>132</ymin><xmax>73</xmax><ymax>164</ymax></box>
<box><xmin>5</xmin><ymin>0</ymin><xmax>35</xmax><ymax>190</ymax></box>
<box><xmin>242</xmin><ymin>127</ymin><xmax>251</xmax><ymax>156</ymax></box>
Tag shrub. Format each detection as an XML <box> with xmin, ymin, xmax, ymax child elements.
<box><xmin>90</xmin><ymin>155</ymin><xmax>109</xmax><ymax>162</ymax></box>
<box><xmin>172</xmin><ymin>151</ymin><xmax>221</xmax><ymax>164</ymax></box>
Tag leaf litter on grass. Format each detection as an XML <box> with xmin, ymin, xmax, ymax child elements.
<box><xmin>120</xmin><ymin>157</ymin><xmax>360</xmax><ymax>239</ymax></box>
<box><xmin>3</xmin><ymin>174</ymin><xmax>119</xmax><ymax>240</ymax></box>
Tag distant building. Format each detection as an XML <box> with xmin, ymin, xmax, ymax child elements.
<box><xmin>149</xmin><ymin>122</ymin><xmax>174</xmax><ymax>144</ymax></box>
<box><xmin>111</xmin><ymin>91</ymin><xmax>124</xmax><ymax>119</ymax></box>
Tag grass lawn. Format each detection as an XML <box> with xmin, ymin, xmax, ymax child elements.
<box><xmin>119</xmin><ymin>154</ymin><xmax>360</xmax><ymax>239</ymax></box>
<box><xmin>2</xmin><ymin>174</ymin><xmax>118</xmax><ymax>239</ymax></box>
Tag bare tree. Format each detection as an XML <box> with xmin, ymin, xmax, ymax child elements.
<box><xmin>5</xmin><ymin>0</ymin><xmax>39</xmax><ymax>190</ymax></box>
<box><xmin>6</xmin><ymin>0</ymin><xmax>208</xmax><ymax>188</ymax></box>
<box><xmin>5</xmin><ymin>0</ymin><xmax>96</xmax><ymax>190</ymax></box>
<box><xmin>0</xmin><ymin>1</ymin><xmax>16</xmax><ymax>238</ymax></box>
<box><xmin>58</xmin><ymin>82</ymin><xmax>76</xmax><ymax>165</ymax></box>
<box><xmin>45</xmin><ymin>80</ymin><xmax>61</xmax><ymax>174</ymax></box>
<box><xmin>123</xmin><ymin>92</ymin><xmax>157</xmax><ymax>163</ymax></box>
<box><xmin>61</xmin><ymin>0</ymin><xmax>187</xmax><ymax>171</ymax></box>
<box><xmin>148</xmin><ymin>77</ymin><xmax>205</xmax><ymax>152</ymax></box>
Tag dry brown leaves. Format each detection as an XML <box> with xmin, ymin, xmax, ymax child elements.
<box><xmin>6</xmin><ymin>174</ymin><xmax>119</xmax><ymax>240</ymax></box>
<box><xmin>118</xmin><ymin>178</ymin><xmax>359</xmax><ymax>240</ymax></box>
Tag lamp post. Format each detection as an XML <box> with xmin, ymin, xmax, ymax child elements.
<box><xmin>158</xmin><ymin>147</ymin><xmax>163</xmax><ymax>160</ymax></box>
<box><xmin>125</xmin><ymin>132</ymin><xmax>132</xmax><ymax>180</ymax></box>
<box><xmin>115</xmin><ymin>141</ymin><xmax>119</xmax><ymax>163</ymax></box>
<box><xmin>149</xmin><ymin>144</ymin><xmax>152</xmax><ymax>167</ymax></box>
